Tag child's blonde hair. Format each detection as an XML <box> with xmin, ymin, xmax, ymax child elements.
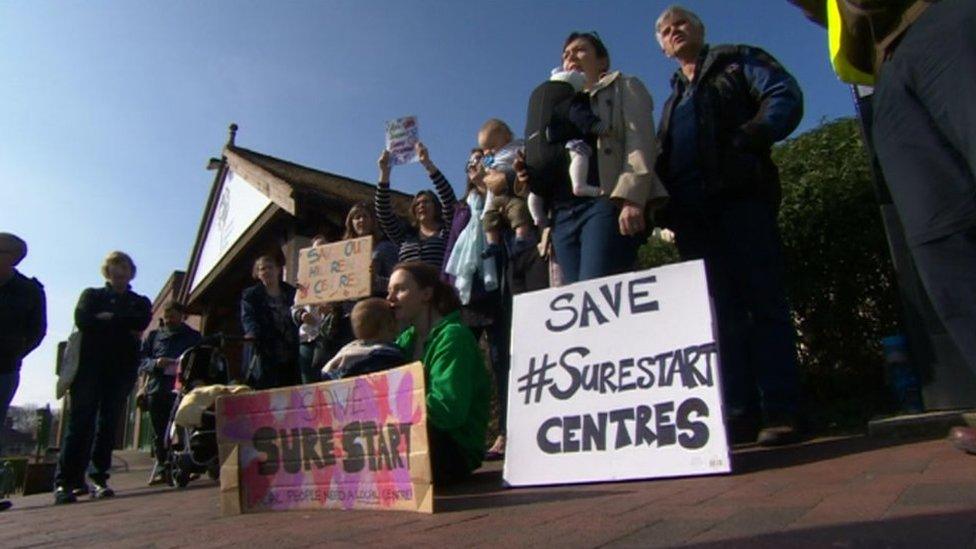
<box><xmin>478</xmin><ymin>118</ymin><xmax>513</xmax><ymax>145</ymax></box>
<box><xmin>351</xmin><ymin>297</ymin><xmax>397</xmax><ymax>341</ymax></box>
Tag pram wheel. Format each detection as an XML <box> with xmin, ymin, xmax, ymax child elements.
<box><xmin>172</xmin><ymin>467</ymin><xmax>192</xmax><ymax>488</ymax></box>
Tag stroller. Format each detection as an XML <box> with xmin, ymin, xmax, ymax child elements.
<box><xmin>161</xmin><ymin>334</ymin><xmax>238</xmax><ymax>488</ymax></box>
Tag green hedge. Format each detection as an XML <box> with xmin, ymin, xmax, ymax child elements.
<box><xmin>639</xmin><ymin>118</ymin><xmax>899</xmax><ymax>430</ymax></box>
<box><xmin>775</xmin><ymin>118</ymin><xmax>898</xmax><ymax>426</ymax></box>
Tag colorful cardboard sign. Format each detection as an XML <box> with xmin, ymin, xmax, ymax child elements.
<box><xmin>294</xmin><ymin>236</ymin><xmax>373</xmax><ymax>305</ymax></box>
<box><xmin>504</xmin><ymin>261</ymin><xmax>731</xmax><ymax>486</ymax></box>
<box><xmin>216</xmin><ymin>362</ymin><xmax>432</xmax><ymax>514</ymax></box>
<box><xmin>385</xmin><ymin>116</ymin><xmax>420</xmax><ymax>165</ymax></box>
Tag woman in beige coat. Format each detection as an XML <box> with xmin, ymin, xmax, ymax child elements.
<box><xmin>521</xmin><ymin>32</ymin><xmax>667</xmax><ymax>283</ymax></box>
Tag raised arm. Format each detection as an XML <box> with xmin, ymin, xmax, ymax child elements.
<box><xmin>375</xmin><ymin>149</ymin><xmax>407</xmax><ymax>247</ymax></box>
<box><xmin>417</xmin><ymin>143</ymin><xmax>457</xmax><ymax>236</ymax></box>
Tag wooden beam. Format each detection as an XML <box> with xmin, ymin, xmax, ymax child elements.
<box><xmin>224</xmin><ymin>148</ymin><xmax>296</xmax><ymax>214</ymax></box>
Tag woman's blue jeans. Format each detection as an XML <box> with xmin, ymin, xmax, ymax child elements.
<box><xmin>551</xmin><ymin>198</ymin><xmax>642</xmax><ymax>284</ymax></box>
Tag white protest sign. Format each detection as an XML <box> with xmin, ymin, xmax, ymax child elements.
<box><xmin>504</xmin><ymin>260</ymin><xmax>730</xmax><ymax>487</ymax></box>
<box><xmin>385</xmin><ymin>116</ymin><xmax>420</xmax><ymax>165</ymax></box>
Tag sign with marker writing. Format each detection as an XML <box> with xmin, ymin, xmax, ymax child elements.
<box><xmin>504</xmin><ymin>261</ymin><xmax>730</xmax><ymax>486</ymax></box>
<box><xmin>216</xmin><ymin>362</ymin><xmax>432</xmax><ymax>515</ymax></box>
<box><xmin>295</xmin><ymin>236</ymin><xmax>372</xmax><ymax>305</ymax></box>
<box><xmin>385</xmin><ymin>116</ymin><xmax>420</xmax><ymax>165</ymax></box>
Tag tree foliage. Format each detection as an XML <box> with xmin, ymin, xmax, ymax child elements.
<box><xmin>774</xmin><ymin>117</ymin><xmax>898</xmax><ymax>421</ymax></box>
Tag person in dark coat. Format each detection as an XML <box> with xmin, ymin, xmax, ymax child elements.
<box><xmin>138</xmin><ymin>302</ymin><xmax>201</xmax><ymax>484</ymax></box>
<box><xmin>653</xmin><ymin>6</ymin><xmax>803</xmax><ymax>446</ymax></box>
<box><xmin>241</xmin><ymin>254</ymin><xmax>299</xmax><ymax>390</ymax></box>
<box><xmin>54</xmin><ymin>251</ymin><xmax>151</xmax><ymax>504</ymax></box>
<box><xmin>0</xmin><ymin>233</ymin><xmax>46</xmax><ymax>512</ymax></box>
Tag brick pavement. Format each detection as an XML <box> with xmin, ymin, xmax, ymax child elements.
<box><xmin>2</xmin><ymin>435</ymin><xmax>975</xmax><ymax>548</ymax></box>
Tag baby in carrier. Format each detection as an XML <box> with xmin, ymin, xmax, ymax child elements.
<box><xmin>525</xmin><ymin>68</ymin><xmax>608</xmax><ymax>228</ymax></box>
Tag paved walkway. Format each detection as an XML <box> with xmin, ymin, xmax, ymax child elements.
<box><xmin>3</xmin><ymin>435</ymin><xmax>975</xmax><ymax>548</ymax></box>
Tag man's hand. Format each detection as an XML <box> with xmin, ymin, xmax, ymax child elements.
<box><xmin>513</xmin><ymin>149</ymin><xmax>531</xmax><ymax>196</ymax></box>
<box><xmin>618</xmin><ymin>200</ymin><xmax>646</xmax><ymax>236</ymax></box>
<box><xmin>377</xmin><ymin>149</ymin><xmax>391</xmax><ymax>183</ymax></box>
<box><xmin>513</xmin><ymin>149</ymin><xmax>527</xmax><ymax>176</ymax></box>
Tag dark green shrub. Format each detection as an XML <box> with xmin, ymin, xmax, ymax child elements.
<box><xmin>774</xmin><ymin>117</ymin><xmax>899</xmax><ymax>427</ymax></box>
<box><xmin>637</xmin><ymin>230</ymin><xmax>680</xmax><ymax>269</ymax></box>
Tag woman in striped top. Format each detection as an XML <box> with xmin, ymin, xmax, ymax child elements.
<box><xmin>375</xmin><ymin>142</ymin><xmax>457</xmax><ymax>268</ymax></box>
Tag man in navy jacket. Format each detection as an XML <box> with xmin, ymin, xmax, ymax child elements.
<box><xmin>653</xmin><ymin>6</ymin><xmax>804</xmax><ymax>446</ymax></box>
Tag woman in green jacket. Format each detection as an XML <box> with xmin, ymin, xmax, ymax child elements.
<box><xmin>387</xmin><ymin>261</ymin><xmax>490</xmax><ymax>485</ymax></box>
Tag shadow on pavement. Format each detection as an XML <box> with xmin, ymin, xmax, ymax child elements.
<box><xmin>731</xmin><ymin>433</ymin><xmax>944</xmax><ymax>475</ymax></box>
<box><xmin>436</xmin><ymin>488</ymin><xmax>626</xmax><ymax>513</ymax></box>
<box><xmin>676</xmin><ymin>509</ymin><xmax>976</xmax><ymax>548</ymax></box>
<box><xmin>433</xmin><ymin>468</ymin><xmax>630</xmax><ymax>513</ymax></box>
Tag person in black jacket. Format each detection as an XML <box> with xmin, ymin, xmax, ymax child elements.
<box><xmin>54</xmin><ymin>251</ymin><xmax>151</xmax><ymax>504</ymax></box>
<box><xmin>138</xmin><ymin>302</ymin><xmax>201</xmax><ymax>484</ymax></box>
<box><xmin>241</xmin><ymin>255</ymin><xmax>299</xmax><ymax>389</ymax></box>
<box><xmin>654</xmin><ymin>6</ymin><xmax>803</xmax><ymax>446</ymax></box>
<box><xmin>0</xmin><ymin>233</ymin><xmax>46</xmax><ymax>512</ymax></box>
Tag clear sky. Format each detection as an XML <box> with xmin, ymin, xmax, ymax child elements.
<box><xmin>1</xmin><ymin>0</ymin><xmax>850</xmax><ymax>407</ymax></box>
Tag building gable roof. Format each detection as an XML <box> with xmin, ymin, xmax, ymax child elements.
<box><xmin>180</xmin><ymin>126</ymin><xmax>413</xmax><ymax>308</ymax></box>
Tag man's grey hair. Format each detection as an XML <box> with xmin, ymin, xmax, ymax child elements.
<box><xmin>0</xmin><ymin>232</ymin><xmax>28</xmax><ymax>265</ymax></box>
<box><xmin>655</xmin><ymin>5</ymin><xmax>705</xmax><ymax>49</ymax></box>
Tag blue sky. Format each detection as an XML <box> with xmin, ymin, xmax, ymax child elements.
<box><xmin>1</xmin><ymin>1</ymin><xmax>850</xmax><ymax>407</ymax></box>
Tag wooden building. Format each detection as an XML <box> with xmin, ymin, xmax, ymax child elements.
<box><xmin>176</xmin><ymin>123</ymin><xmax>412</xmax><ymax>380</ymax></box>
<box><xmin>114</xmin><ymin>124</ymin><xmax>413</xmax><ymax>450</ymax></box>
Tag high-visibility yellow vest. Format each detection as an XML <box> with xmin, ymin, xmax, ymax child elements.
<box><xmin>828</xmin><ymin>0</ymin><xmax>875</xmax><ymax>85</ymax></box>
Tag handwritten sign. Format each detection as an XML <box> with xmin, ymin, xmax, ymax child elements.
<box><xmin>503</xmin><ymin>261</ymin><xmax>730</xmax><ymax>486</ymax></box>
<box><xmin>295</xmin><ymin>236</ymin><xmax>372</xmax><ymax>305</ymax></box>
<box><xmin>385</xmin><ymin>116</ymin><xmax>420</xmax><ymax>165</ymax></box>
<box><xmin>216</xmin><ymin>362</ymin><xmax>432</xmax><ymax>515</ymax></box>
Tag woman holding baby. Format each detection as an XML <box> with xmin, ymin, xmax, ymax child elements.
<box><xmin>515</xmin><ymin>31</ymin><xmax>668</xmax><ymax>284</ymax></box>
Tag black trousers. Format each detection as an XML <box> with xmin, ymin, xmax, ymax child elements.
<box><xmin>55</xmin><ymin>365</ymin><xmax>134</xmax><ymax>487</ymax></box>
<box><xmin>428</xmin><ymin>426</ymin><xmax>472</xmax><ymax>486</ymax></box>
<box><xmin>873</xmin><ymin>0</ymin><xmax>976</xmax><ymax>374</ymax></box>
<box><xmin>671</xmin><ymin>198</ymin><xmax>800</xmax><ymax>420</ymax></box>
<box><xmin>147</xmin><ymin>390</ymin><xmax>176</xmax><ymax>464</ymax></box>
